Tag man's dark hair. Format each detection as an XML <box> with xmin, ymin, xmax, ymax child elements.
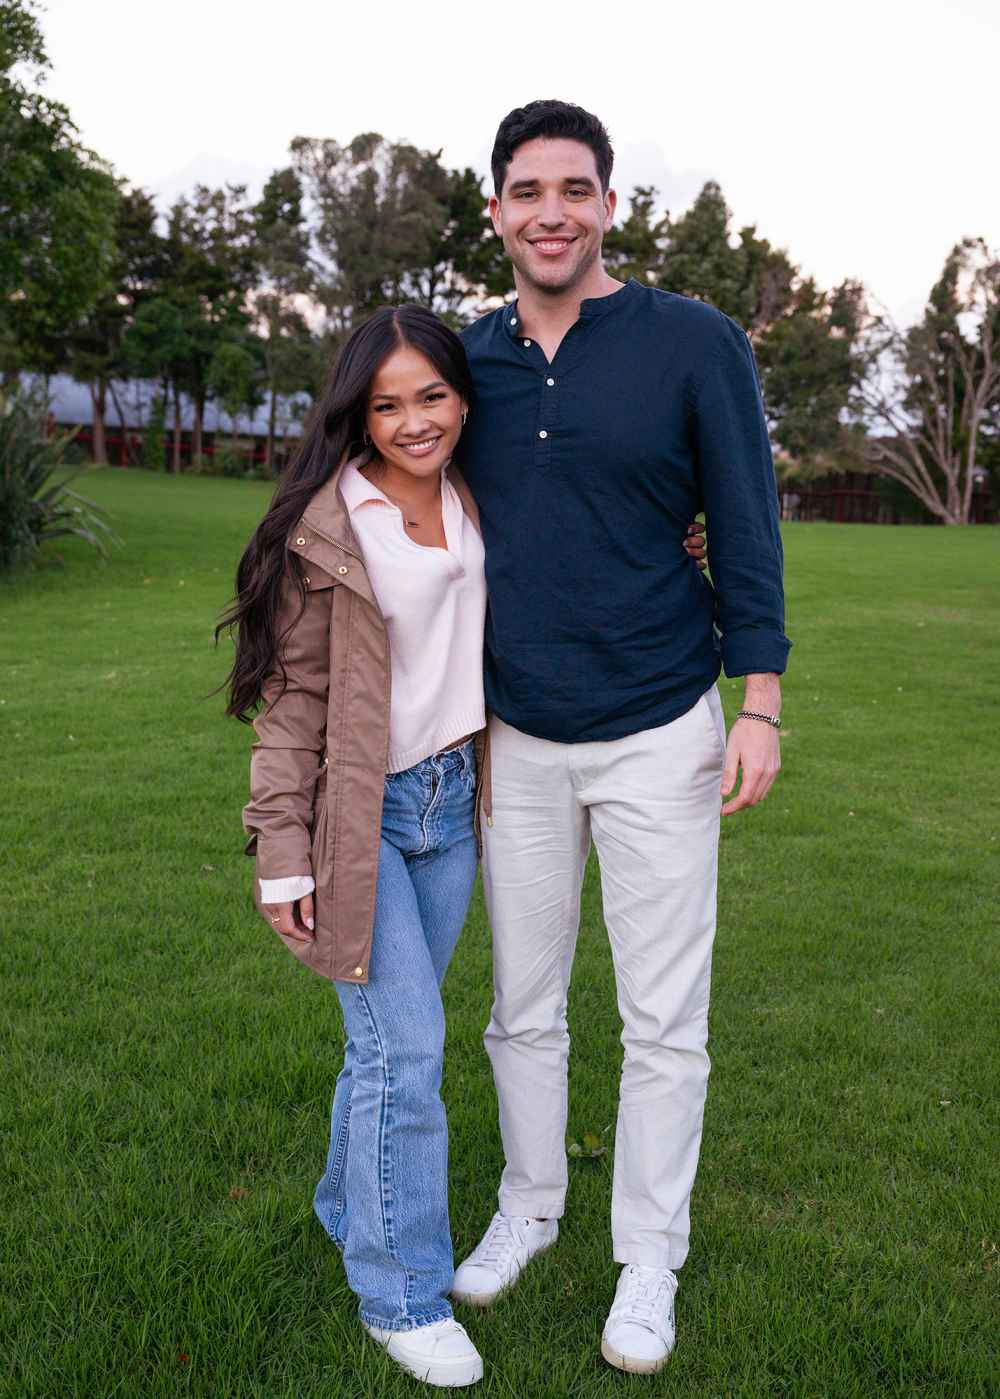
<box><xmin>491</xmin><ymin>100</ymin><xmax>614</xmax><ymax>196</ymax></box>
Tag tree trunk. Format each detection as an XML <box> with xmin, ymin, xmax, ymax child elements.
<box><xmin>89</xmin><ymin>381</ymin><xmax>108</xmax><ymax>465</ymax></box>
<box><xmin>193</xmin><ymin>395</ymin><xmax>204</xmax><ymax>461</ymax></box>
<box><xmin>107</xmin><ymin>381</ymin><xmax>130</xmax><ymax>465</ymax></box>
<box><xmin>266</xmin><ymin>382</ymin><xmax>277</xmax><ymax>471</ymax></box>
<box><xmin>172</xmin><ymin>385</ymin><xmax>182</xmax><ymax>473</ymax></box>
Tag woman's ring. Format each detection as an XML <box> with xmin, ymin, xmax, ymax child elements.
<box><xmin>270</xmin><ymin>916</ymin><xmax>280</xmax><ymax>924</ymax></box>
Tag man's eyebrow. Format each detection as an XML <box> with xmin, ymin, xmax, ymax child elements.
<box><xmin>506</xmin><ymin>176</ymin><xmax>599</xmax><ymax>193</ymax></box>
<box><xmin>369</xmin><ymin>380</ymin><xmax>447</xmax><ymax>401</ymax></box>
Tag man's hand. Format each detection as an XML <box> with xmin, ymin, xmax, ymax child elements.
<box><xmin>683</xmin><ymin>519</ymin><xmax>707</xmax><ymax>571</ymax></box>
<box><xmin>261</xmin><ymin>894</ymin><xmax>315</xmax><ymax>941</ymax></box>
<box><xmin>721</xmin><ymin>672</ymin><xmax>782</xmax><ymax>815</ymax></box>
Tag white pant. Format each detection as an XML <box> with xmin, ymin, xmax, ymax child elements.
<box><xmin>481</xmin><ymin>688</ymin><xmax>726</xmax><ymax>1270</ymax></box>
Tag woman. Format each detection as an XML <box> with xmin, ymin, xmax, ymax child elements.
<box><xmin>219</xmin><ymin>305</ymin><xmax>707</xmax><ymax>1389</ymax></box>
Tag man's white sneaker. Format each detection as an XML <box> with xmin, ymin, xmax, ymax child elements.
<box><xmin>600</xmin><ymin>1264</ymin><xmax>678</xmax><ymax>1374</ymax></box>
<box><xmin>363</xmin><ymin>1318</ymin><xmax>483</xmax><ymax>1387</ymax></box>
<box><xmin>452</xmin><ymin>1212</ymin><xmax>558</xmax><ymax>1306</ymax></box>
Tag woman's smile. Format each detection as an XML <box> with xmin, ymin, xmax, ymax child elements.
<box><xmin>397</xmin><ymin>434</ymin><xmax>443</xmax><ymax>457</ymax></box>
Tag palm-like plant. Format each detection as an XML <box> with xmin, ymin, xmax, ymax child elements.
<box><xmin>0</xmin><ymin>388</ymin><xmax>119</xmax><ymax>571</ymax></box>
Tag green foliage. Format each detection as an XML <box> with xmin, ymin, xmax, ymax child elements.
<box><xmin>603</xmin><ymin>185</ymin><xmax>667</xmax><ymax>284</ymax></box>
<box><xmin>141</xmin><ymin>394</ymin><xmax>166</xmax><ymax>471</ymax></box>
<box><xmin>0</xmin><ymin>0</ymin><xmax>46</xmax><ymax>71</ymax></box>
<box><xmin>0</xmin><ymin>387</ymin><xmax>117</xmax><ymax>570</ymax></box>
<box><xmin>291</xmin><ymin>133</ymin><xmax>502</xmax><ymax>332</ymax></box>
<box><xmin>211</xmin><ymin>443</ymin><xmax>248</xmax><ymax>478</ymax></box>
<box><xmin>0</xmin><ymin>1</ymin><xmax>119</xmax><ymax>371</ymax></box>
<box><xmin>165</xmin><ymin>183</ymin><xmax>258</xmax><ymax>439</ymax></box>
<box><xmin>207</xmin><ymin>340</ymin><xmax>262</xmax><ymax>445</ymax></box>
<box><xmin>63</xmin><ymin>186</ymin><xmax>164</xmax><ymax>459</ymax></box>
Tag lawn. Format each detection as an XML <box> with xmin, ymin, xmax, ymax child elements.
<box><xmin>2</xmin><ymin>469</ymin><xmax>998</xmax><ymax>1399</ymax></box>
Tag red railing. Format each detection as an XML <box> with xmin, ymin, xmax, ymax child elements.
<box><xmin>779</xmin><ymin>485</ymin><xmax>996</xmax><ymax>525</ymax></box>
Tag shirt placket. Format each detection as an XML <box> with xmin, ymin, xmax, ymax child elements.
<box><xmin>506</xmin><ymin>312</ymin><xmax>564</xmax><ymax>470</ymax></box>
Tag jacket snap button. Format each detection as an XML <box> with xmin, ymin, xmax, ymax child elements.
<box><xmin>296</xmin><ymin>536</ymin><xmax>306</xmax><ymax>545</ymax></box>
<box><xmin>354</xmin><ymin>966</ymin><xmax>364</xmax><ymax>977</ymax></box>
<box><xmin>338</xmin><ymin>566</ymin><xmax>349</xmax><ymax>575</ymax></box>
<box><xmin>304</xmin><ymin>576</ymin><xmax>310</xmax><ymax>584</ymax></box>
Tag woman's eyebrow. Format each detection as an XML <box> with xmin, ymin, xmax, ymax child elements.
<box><xmin>370</xmin><ymin>381</ymin><xmax>447</xmax><ymax>401</ymax></box>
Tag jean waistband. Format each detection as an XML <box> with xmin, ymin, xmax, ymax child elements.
<box><xmin>430</xmin><ymin>738</ymin><xmax>475</xmax><ymax>775</ymax></box>
<box><xmin>389</xmin><ymin>738</ymin><xmax>475</xmax><ymax>782</ymax></box>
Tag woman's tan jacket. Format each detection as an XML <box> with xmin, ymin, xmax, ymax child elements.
<box><xmin>243</xmin><ymin>453</ymin><xmax>492</xmax><ymax>984</ymax></box>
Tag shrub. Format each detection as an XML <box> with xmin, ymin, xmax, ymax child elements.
<box><xmin>0</xmin><ymin>389</ymin><xmax>119</xmax><ymax>573</ymax></box>
<box><xmin>215</xmin><ymin>445</ymin><xmax>249</xmax><ymax>478</ymax></box>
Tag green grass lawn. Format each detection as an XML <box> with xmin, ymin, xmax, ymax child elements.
<box><xmin>2</xmin><ymin>470</ymin><xmax>998</xmax><ymax>1399</ymax></box>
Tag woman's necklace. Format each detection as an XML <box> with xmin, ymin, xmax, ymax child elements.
<box><xmin>365</xmin><ymin>467</ymin><xmax>438</xmax><ymax>529</ymax></box>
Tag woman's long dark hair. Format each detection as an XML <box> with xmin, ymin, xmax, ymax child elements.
<box><xmin>216</xmin><ymin>305</ymin><xmax>474</xmax><ymax>722</ymax></box>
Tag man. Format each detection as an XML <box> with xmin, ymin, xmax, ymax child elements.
<box><xmin>453</xmin><ymin>100</ymin><xmax>789</xmax><ymax>1373</ymax></box>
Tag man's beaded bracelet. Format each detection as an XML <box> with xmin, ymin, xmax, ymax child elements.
<box><xmin>737</xmin><ymin>709</ymin><xmax>781</xmax><ymax>729</ymax></box>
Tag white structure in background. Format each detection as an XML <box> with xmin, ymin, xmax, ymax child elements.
<box><xmin>43</xmin><ymin>374</ymin><xmax>308</xmax><ymax>441</ymax></box>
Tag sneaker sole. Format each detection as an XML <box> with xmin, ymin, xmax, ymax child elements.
<box><xmin>364</xmin><ymin>1331</ymin><xmax>483</xmax><ymax>1387</ymax></box>
<box><xmin>600</xmin><ymin>1336</ymin><xmax>670</xmax><ymax>1375</ymax></box>
<box><xmin>451</xmin><ymin>1239</ymin><xmax>556</xmax><ymax>1308</ymax></box>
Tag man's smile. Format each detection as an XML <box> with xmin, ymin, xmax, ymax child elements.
<box><xmin>528</xmin><ymin>236</ymin><xmax>576</xmax><ymax>256</ymax></box>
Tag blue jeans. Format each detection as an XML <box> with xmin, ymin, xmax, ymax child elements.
<box><xmin>313</xmin><ymin>740</ymin><xmax>478</xmax><ymax>1331</ymax></box>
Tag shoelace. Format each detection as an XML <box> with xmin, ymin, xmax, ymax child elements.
<box><xmin>609</xmin><ymin>1265</ymin><xmax>678</xmax><ymax>1330</ymax></box>
<box><xmin>473</xmin><ymin>1215</ymin><xmax>529</xmax><ymax>1273</ymax></box>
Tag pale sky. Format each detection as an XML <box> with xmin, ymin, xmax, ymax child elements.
<box><xmin>39</xmin><ymin>0</ymin><xmax>1000</xmax><ymax>327</ymax></box>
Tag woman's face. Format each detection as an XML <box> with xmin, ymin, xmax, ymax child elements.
<box><xmin>365</xmin><ymin>344</ymin><xmax>466</xmax><ymax>483</ymax></box>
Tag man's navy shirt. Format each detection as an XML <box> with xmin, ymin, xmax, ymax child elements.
<box><xmin>459</xmin><ymin>278</ymin><xmax>790</xmax><ymax>744</ymax></box>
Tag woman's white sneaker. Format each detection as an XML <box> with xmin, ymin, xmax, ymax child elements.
<box><xmin>363</xmin><ymin>1318</ymin><xmax>483</xmax><ymax>1387</ymax></box>
<box><xmin>600</xmin><ymin>1264</ymin><xmax>678</xmax><ymax>1374</ymax></box>
<box><xmin>452</xmin><ymin>1212</ymin><xmax>558</xmax><ymax>1306</ymax></box>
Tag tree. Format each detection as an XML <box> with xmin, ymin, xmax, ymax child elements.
<box><xmin>291</xmin><ymin>133</ymin><xmax>503</xmax><ymax>338</ymax></box>
<box><xmin>755</xmin><ymin>278</ymin><xmax>866</xmax><ymax>466</ymax></box>
<box><xmin>164</xmin><ymin>183</ymin><xmax>257</xmax><ymax>459</ymax></box>
<box><xmin>403</xmin><ymin>161</ymin><xmax>507</xmax><ymax>319</ymax></box>
<box><xmin>0</xmin><ymin>0</ymin><xmax>118</xmax><ymax>374</ymax></box>
<box><xmin>851</xmin><ymin>239</ymin><xmax>1000</xmax><ymax>524</ymax></box>
<box><xmin>207</xmin><ymin>339</ymin><xmax>262</xmax><ymax>463</ymax></box>
<box><xmin>64</xmin><ymin>186</ymin><xmax>164</xmax><ymax>463</ymax></box>
<box><xmin>121</xmin><ymin>299</ymin><xmax>191</xmax><ymax>471</ymax></box>
<box><xmin>603</xmin><ymin>186</ymin><xmax>668</xmax><ymax>285</ymax></box>
<box><xmin>252</xmin><ymin>167</ymin><xmax>314</xmax><ymax>468</ymax></box>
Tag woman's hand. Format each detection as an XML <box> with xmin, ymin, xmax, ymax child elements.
<box><xmin>262</xmin><ymin>894</ymin><xmax>315</xmax><ymax>942</ymax></box>
<box><xmin>684</xmin><ymin>519</ymin><xmax>707</xmax><ymax>570</ymax></box>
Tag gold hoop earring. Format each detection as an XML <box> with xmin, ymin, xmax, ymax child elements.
<box><xmin>363</xmin><ymin>429</ymin><xmax>371</xmax><ymax>446</ymax></box>
<box><xmin>461</xmin><ymin>410</ymin><xmax>468</xmax><ymax>426</ymax></box>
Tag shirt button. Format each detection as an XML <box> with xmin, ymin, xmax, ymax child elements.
<box><xmin>538</xmin><ymin>430</ymin><xmax>548</xmax><ymax>440</ymax></box>
<box><xmin>523</xmin><ymin>338</ymin><xmax>531</xmax><ymax>347</ymax></box>
<box><xmin>304</xmin><ymin>575</ymin><xmax>311</xmax><ymax>584</ymax></box>
<box><xmin>510</xmin><ymin>317</ymin><xmax>518</xmax><ymax>327</ymax></box>
<box><xmin>546</xmin><ymin>377</ymin><xmax>555</xmax><ymax>387</ymax></box>
<box><xmin>296</xmin><ymin>536</ymin><xmax>306</xmax><ymax>545</ymax></box>
<box><xmin>337</xmin><ymin>566</ymin><xmax>349</xmax><ymax>575</ymax></box>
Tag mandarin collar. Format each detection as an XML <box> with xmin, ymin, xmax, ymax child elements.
<box><xmin>502</xmin><ymin>277</ymin><xmax>639</xmax><ymax>338</ymax></box>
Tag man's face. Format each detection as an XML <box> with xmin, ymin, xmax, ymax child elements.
<box><xmin>489</xmin><ymin>137</ymin><xmax>616</xmax><ymax>294</ymax></box>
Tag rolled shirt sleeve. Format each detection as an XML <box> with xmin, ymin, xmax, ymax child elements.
<box><xmin>258</xmin><ymin>873</ymin><xmax>316</xmax><ymax>904</ymax></box>
<box><xmin>694</xmin><ymin>313</ymin><xmax>791</xmax><ymax>677</ymax></box>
